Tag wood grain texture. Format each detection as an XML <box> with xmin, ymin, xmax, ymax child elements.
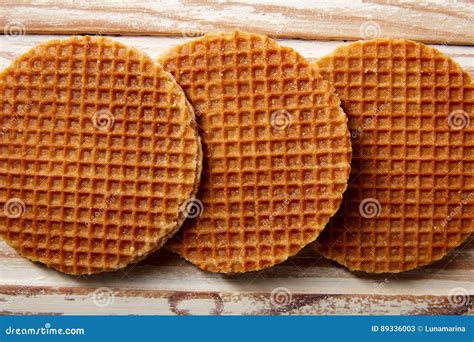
<box><xmin>1</xmin><ymin>0</ymin><xmax>473</xmax><ymax>45</ymax></box>
<box><xmin>0</xmin><ymin>236</ymin><xmax>472</xmax><ymax>315</ymax></box>
<box><xmin>1</xmin><ymin>35</ymin><xmax>473</xmax><ymax>74</ymax></box>
<box><xmin>0</xmin><ymin>34</ymin><xmax>473</xmax><ymax>315</ymax></box>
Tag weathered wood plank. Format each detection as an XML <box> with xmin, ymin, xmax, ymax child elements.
<box><xmin>1</xmin><ymin>285</ymin><xmax>472</xmax><ymax>315</ymax></box>
<box><xmin>1</xmin><ymin>238</ymin><xmax>472</xmax><ymax>294</ymax></box>
<box><xmin>1</xmin><ymin>35</ymin><xmax>473</xmax><ymax>75</ymax></box>
<box><xmin>1</xmin><ymin>0</ymin><xmax>473</xmax><ymax>45</ymax></box>
<box><xmin>0</xmin><ymin>236</ymin><xmax>472</xmax><ymax>315</ymax></box>
<box><xmin>0</xmin><ymin>33</ymin><xmax>473</xmax><ymax>315</ymax></box>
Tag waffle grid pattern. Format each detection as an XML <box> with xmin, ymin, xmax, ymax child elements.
<box><xmin>161</xmin><ymin>31</ymin><xmax>351</xmax><ymax>273</ymax></box>
<box><xmin>315</xmin><ymin>39</ymin><xmax>474</xmax><ymax>272</ymax></box>
<box><xmin>0</xmin><ymin>36</ymin><xmax>201</xmax><ymax>274</ymax></box>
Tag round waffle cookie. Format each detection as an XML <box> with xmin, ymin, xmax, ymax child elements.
<box><xmin>159</xmin><ymin>30</ymin><xmax>352</xmax><ymax>273</ymax></box>
<box><xmin>313</xmin><ymin>39</ymin><xmax>474</xmax><ymax>273</ymax></box>
<box><xmin>0</xmin><ymin>36</ymin><xmax>202</xmax><ymax>274</ymax></box>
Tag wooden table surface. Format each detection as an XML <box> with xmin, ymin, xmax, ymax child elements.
<box><xmin>0</xmin><ymin>0</ymin><xmax>473</xmax><ymax>315</ymax></box>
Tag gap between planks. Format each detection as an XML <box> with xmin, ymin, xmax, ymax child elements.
<box><xmin>1</xmin><ymin>35</ymin><xmax>473</xmax><ymax>76</ymax></box>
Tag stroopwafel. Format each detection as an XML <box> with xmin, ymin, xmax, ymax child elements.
<box><xmin>0</xmin><ymin>36</ymin><xmax>202</xmax><ymax>274</ymax></box>
<box><xmin>313</xmin><ymin>39</ymin><xmax>473</xmax><ymax>273</ymax></box>
<box><xmin>160</xmin><ymin>31</ymin><xmax>351</xmax><ymax>273</ymax></box>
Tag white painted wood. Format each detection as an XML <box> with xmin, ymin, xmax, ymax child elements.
<box><xmin>1</xmin><ymin>36</ymin><xmax>473</xmax><ymax>74</ymax></box>
<box><xmin>1</xmin><ymin>0</ymin><xmax>473</xmax><ymax>44</ymax></box>
<box><xmin>1</xmin><ymin>289</ymin><xmax>463</xmax><ymax>315</ymax></box>
<box><xmin>0</xmin><ymin>34</ymin><xmax>473</xmax><ymax>314</ymax></box>
<box><xmin>1</xmin><ymin>236</ymin><xmax>473</xmax><ymax>315</ymax></box>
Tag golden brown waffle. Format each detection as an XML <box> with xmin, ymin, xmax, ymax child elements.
<box><xmin>0</xmin><ymin>36</ymin><xmax>202</xmax><ymax>274</ymax></box>
<box><xmin>313</xmin><ymin>39</ymin><xmax>474</xmax><ymax>273</ymax></box>
<box><xmin>160</xmin><ymin>30</ymin><xmax>352</xmax><ymax>273</ymax></box>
